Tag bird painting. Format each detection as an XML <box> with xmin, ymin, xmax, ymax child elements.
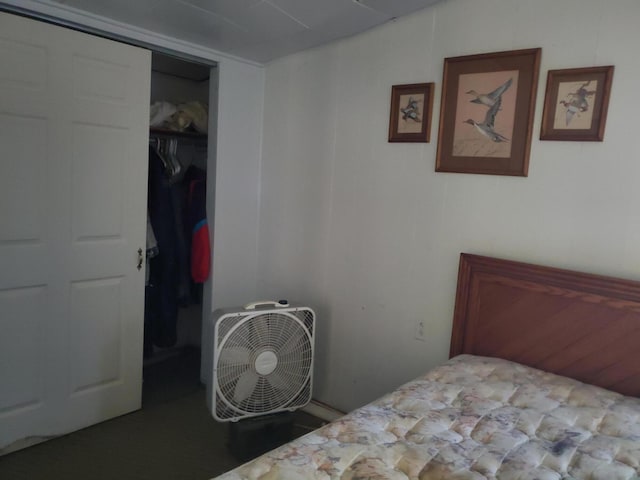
<box><xmin>559</xmin><ymin>80</ymin><xmax>596</xmax><ymax>126</ymax></box>
<box><xmin>466</xmin><ymin>78</ymin><xmax>513</xmax><ymax>107</ymax></box>
<box><xmin>400</xmin><ymin>97</ymin><xmax>421</xmax><ymax>123</ymax></box>
<box><xmin>463</xmin><ymin>97</ymin><xmax>509</xmax><ymax>143</ymax></box>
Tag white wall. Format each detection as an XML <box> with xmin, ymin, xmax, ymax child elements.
<box><xmin>150</xmin><ymin>71</ymin><xmax>210</xmax><ymax>105</ymax></box>
<box><xmin>201</xmin><ymin>58</ymin><xmax>264</xmax><ymax>385</ymax></box>
<box><xmin>257</xmin><ymin>0</ymin><xmax>640</xmax><ymax>412</ymax></box>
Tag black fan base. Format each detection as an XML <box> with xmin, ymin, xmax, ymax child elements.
<box><xmin>227</xmin><ymin>412</ymin><xmax>295</xmax><ymax>461</ymax></box>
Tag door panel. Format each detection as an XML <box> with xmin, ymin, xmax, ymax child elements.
<box><xmin>69</xmin><ymin>277</ymin><xmax>123</xmax><ymax>394</ymax></box>
<box><xmin>0</xmin><ymin>286</ymin><xmax>45</xmax><ymax>413</ymax></box>
<box><xmin>71</xmin><ymin>123</ymin><xmax>126</xmax><ymax>240</ymax></box>
<box><xmin>0</xmin><ymin>113</ymin><xmax>47</xmax><ymax>242</ymax></box>
<box><xmin>0</xmin><ymin>37</ymin><xmax>47</xmax><ymax>91</ymax></box>
<box><xmin>0</xmin><ymin>12</ymin><xmax>150</xmax><ymax>454</ymax></box>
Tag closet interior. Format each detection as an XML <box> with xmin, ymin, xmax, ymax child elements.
<box><xmin>143</xmin><ymin>52</ymin><xmax>215</xmax><ymax>390</ymax></box>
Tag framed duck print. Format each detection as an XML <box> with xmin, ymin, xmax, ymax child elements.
<box><xmin>540</xmin><ymin>66</ymin><xmax>614</xmax><ymax>141</ymax></box>
<box><xmin>388</xmin><ymin>83</ymin><xmax>434</xmax><ymax>143</ymax></box>
<box><xmin>435</xmin><ymin>48</ymin><xmax>541</xmax><ymax>176</ymax></box>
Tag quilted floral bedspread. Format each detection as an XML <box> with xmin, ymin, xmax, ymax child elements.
<box><xmin>213</xmin><ymin>355</ymin><xmax>640</xmax><ymax>479</ymax></box>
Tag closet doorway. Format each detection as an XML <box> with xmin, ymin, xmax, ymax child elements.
<box><xmin>143</xmin><ymin>52</ymin><xmax>217</xmax><ymax>400</ymax></box>
<box><xmin>0</xmin><ymin>10</ymin><xmax>223</xmax><ymax>454</ymax></box>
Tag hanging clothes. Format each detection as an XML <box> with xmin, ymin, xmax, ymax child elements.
<box><xmin>187</xmin><ymin>170</ymin><xmax>210</xmax><ymax>283</ymax></box>
<box><xmin>145</xmin><ymin>146</ymin><xmax>181</xmax><ymax>349</ymax></box>
<box><xmin>170</xmin><ymin>181</ymin><xmax>192</xmax><ymax>306</ymax></box>
<box><xmin>144</xmin><ymin>141</ymin><xmax>209</xmax><ymax>355</ymax></box>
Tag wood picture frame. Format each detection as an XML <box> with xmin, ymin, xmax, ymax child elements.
<box><xmin>435</xmin><ymin>48</ymin><xmax>541</xmax><ymax>176</ymax></box>
<box><xmin>540</xmin><ymin>66</ymin><xmax>614</xmax><ymax>141</ymax></box>
<box><xmin>388</xmin><ymin>83</ymin><xmax>434</xmax><ymax>143</ymax></box>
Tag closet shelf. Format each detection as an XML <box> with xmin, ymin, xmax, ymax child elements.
<box><xmin>150</xmin><ymin>127</ymin><xmax>207</xmax><ymax>139</ymax></box>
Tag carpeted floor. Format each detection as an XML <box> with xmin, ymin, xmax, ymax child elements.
<box><xmin>0</xmin><ymin>348</ymin><xmax>323</xmax><ymax>480</ymax></box>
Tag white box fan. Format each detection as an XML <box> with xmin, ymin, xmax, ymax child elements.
<box><xmin>211</xmin><ymin>300</ymin><xmax>315</xmax><ymax>422</ymax></box>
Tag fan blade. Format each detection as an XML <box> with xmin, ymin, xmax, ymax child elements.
<box><xmin>219</xmin><ymin>346</ymin><xmax>251</xmax><ymax>365</ymax></box>
<box><xmin>252</xmin><ymin>316</ymin><xmax>270</xmax><ymax>345</ymax></box>
<box><xmin>266</xmin><ymin>371</ymin><xmax>289</xmax><ymax>392</ymax></box>
<box><xmin>279</xmin><ymin>335</ymin><xmax>307</xmax><ymax>358</ymax></box>
<box><xmin>233</xmin><ymin>371</ymin><xmax>259</xmax><ymax>403</ymax></box>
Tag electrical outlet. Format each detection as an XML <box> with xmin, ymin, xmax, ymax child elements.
<box><xmin>414</xmin><ymin>320</ymin><xmax>426</xmax><ymax>342</ymax></box>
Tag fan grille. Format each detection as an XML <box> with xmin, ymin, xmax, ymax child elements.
<box><xmin>215</xmin><ymin>309</ymin><xmax>314</xmax><ymax>420</ymax></box>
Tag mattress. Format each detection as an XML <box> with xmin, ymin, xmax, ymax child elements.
<box><xmin>213</xmin><ymin>355</ymin><xmax>640</xmax><ymax>479</ymax></box>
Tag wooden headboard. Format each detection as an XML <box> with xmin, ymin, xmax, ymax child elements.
<box><xmin>450</xmin><ymin>253</ymin><xmax>640</xmax><ymax>397</ymax></box>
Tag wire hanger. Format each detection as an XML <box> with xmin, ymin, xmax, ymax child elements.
<box><xmin>149</xmin><ymin>135</ymin><xmax>184</xmax><ymax>182</ymax></box>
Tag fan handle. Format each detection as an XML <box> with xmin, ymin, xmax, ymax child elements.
<box><xmin>244</xmin><ymin>300</ymin><xmax>289</xmax><ymax>310</ymax></box>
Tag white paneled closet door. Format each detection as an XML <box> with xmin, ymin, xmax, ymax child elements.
<box><xmin>0</xmin><ymin>12</ymin><xmax>150</xmax><ymax>453</ymax></box>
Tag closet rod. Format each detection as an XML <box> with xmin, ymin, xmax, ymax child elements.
<box><xmin>150</xmin><ymin>128</ymin><xmax>207</xmax><ymax>140</ymax></box>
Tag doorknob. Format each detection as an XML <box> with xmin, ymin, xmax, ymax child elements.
<box><xmin>137</xmin><ymin>248</ymin><xmax>143</xmax><ymax>271</ymax></box>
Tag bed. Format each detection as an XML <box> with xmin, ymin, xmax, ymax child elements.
<box><xmin>214</xmin><ymin>253</ymin><xmax>640</xmax><ymax>479</ymax></box>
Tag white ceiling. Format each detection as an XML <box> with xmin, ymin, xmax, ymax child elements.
<box><xmin>47</xmin><ymin>0</ymin><xmax>444</xmax><ymax>63</ymax></box>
